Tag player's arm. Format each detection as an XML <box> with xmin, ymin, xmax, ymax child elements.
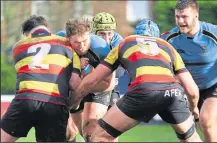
<box><xmin>71</xmin><ymin>47</ymin><xmax>119</xmax><ymax>109</ymax></box>
<box><xmin>67</xmin><ymin>72</ymin><xmax>82</xmax><ymax>109</ymax></box>
<box><xmin>77</xmin><ymin>46</ymin><xmax>119</xmax><ymax>96</ymax></box>
<box><xmin>70</xmin><ymin>64</ymin><xmax>112</xmax><ymax>110</ymax></box>
<box><xmin>78</xmin><ymin>64</ymin><xmax>112</xmax><ymax>97</ymax></box>
<box><xmin>171</xmin><ymin>44</ymin><xmax>199</xmax><ymax>119</ymax></box>
<box><xmin>67</xmin><ymin>51</ymin><xmax>82</xmax><ymax>108</ymax></box>
<box><xmin>69</xmin><ymin>50</ymin><xmax>82</xmax><ymax>90</ymax></box>
<box><xmin>69</xmin><ymin>72</ymin><xmax>81</xmax><ymax>91</ymax></box>
<box><xmin>90</xmin><ymin>71</ymin><xmax>116</xmax><ymax>92</ymax></box>
<box><xmin>90</xmin><ymin>42</ymin><xmax>118</xmax><ymax>92</ymax></box>
<box><xmin>176</xmin><ymin>72</ymin><xmax>199</xmax><ymax>111</ymax></box>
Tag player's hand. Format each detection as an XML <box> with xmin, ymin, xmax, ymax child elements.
<box><xmin>191</xmin><ymin>107</ymin><xmax>199</xmax><ymax>121</ymax></box>
<box><xmin>65</xmin><ymin>90</ymin><xmax>76</xmax><ymax>110</ymax></box>
<box><xmin>70</xmin><ymin>90</ymin><xmax>83</xmax><ymax>110</ymax></box>
<box><xmin>66</xmin><ymin>90</ymin><xmax>81</xmax><ymax>110</ymax></box>
<box><xmin>70</xmin><ymin>99</ymin><xmax>81</xmax><ymax>110</ymax></box>
<box><xmin>80</xmin><ymin>58</ymin><xmax>89</xmax><ymax>70</ymax></box>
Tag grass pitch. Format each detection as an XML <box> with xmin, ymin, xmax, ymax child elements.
<box><xmin>17</xmin><ymin>124</ymin><xmax>203</xmax><ymax>142</ymax></box>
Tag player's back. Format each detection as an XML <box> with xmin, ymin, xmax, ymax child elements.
<box><xmin>118</xmin><ymin>35</ymin><xmax>186</xmax><ymax>93</ymax></box>
<box><xmin>12</xmin><ymin>31</ymin><xmax>74</xmax><ymax>105</ymax></box>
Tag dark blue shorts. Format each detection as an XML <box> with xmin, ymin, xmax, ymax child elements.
<box><xmin>198</xmin><ymin>83</ymin><xmax>217</xmax><ymax>110</ymax></box>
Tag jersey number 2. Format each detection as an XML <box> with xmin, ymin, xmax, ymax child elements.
<box><xmin>27</xmin><ymin>43</ymin><xmax>51</xmax><ymax>69</ymax></box>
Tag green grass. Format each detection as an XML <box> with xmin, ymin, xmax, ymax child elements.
<box><xmin>17</xmin><ymin>124</ymin><xmax>203</xmax><ymax>142</ymax></box>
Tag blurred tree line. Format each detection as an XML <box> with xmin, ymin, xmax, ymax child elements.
<box><xmin>1</xmin><ymin>1</ymin><xmax>217</xmax><ymax>94</ymax></box>
<box><xmin>129</xmin><ymin>1</ymin><xmax>217</xmax><ymax>35</ymax></box>
<box><xmin>154</xmin><ymin>1</ymin><xmax>217</xmax><ymax>33</ymax></box>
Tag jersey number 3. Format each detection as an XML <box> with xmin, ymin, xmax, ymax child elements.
<box><xmin>27</xmin><ymin>43</ymin><xmax>51</xmax><ymax>69</ymax></box>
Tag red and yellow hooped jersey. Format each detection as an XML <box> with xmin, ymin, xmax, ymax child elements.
<box><xmin>101</xmin><ymin>35</ymin><xmax>187</xmax><ymax>93</ymax></box>
<box><xmin>12</xmin><ymin>30</ymin><xmax>81</xmax><ymax>105</ymax></box>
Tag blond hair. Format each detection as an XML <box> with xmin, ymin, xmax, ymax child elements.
<box><xmin>65</xmin><ymin>18</ymin><xmax>91</xmax><ymax>37</ymax></box>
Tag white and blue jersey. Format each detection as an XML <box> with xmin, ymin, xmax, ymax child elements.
<box><xmin>161</xmin><ymin>21</ymin><xmax>217</xmax><ymax>90</ymax></box>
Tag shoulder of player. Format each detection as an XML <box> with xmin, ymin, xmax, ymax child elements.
<box><xmin>111</xmin><ymin>32</ymin><xmax>123</xmax><ymax>48</ymax></box>
<box><xmin>90</xmin><ymin>34</ymin><xmax>110</xmax><ymax>49</ymax></box>
<box><xmin>160</xmin><ymin>27</ymin><xmax>180</xmax><ymax>41</ymax></box>
<box><xmin>200</xmin><ymin>21</ymin><xmax>217</xmax><ymax>42</ymax></box>
<box><xmin>51</xmin><ymin>34</ymin><xmax>68</xmax><ymax>42</ymax></box>
<box><xmin>113</xmin><ymin>32</ymin><xmax>123</xmax><ymax>40</ymax></box>
<box><xmin>90</xmin><ymin>34</ymin><xmax>111</xmax><ymax>57</ymax></box>
<box><xmin>13</xmin><ymin>33</ymin><xmax>70</xmax><ymax>52</ymax></box>
<box><xmin>12</xmin><ymin>39</ymin><xmax>25</xmax><ymax>51</ymax></box>
<box><xmin>55</xmin><ymin>30</ymin><xmax>66</xmax><ymax>37</ymax></box>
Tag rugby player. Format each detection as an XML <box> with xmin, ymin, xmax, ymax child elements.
<box><xmin>1</xmin><ymin>15</ymin><xmax>81</xmax><ymax>142</ymax></box>
<box><xmin>91</xmin><ymin>12</ymin><xmax>129</xmax><ymax>108</ymax></box>
<box><xmin>161</xmin><ymin>0</ymin><xmax>217</xmax><ymax>141</ymax></box>
<box><xmin>62</xmin><ymin>18</ymin><xmax>116</xmax><ymax>142</ymax></box>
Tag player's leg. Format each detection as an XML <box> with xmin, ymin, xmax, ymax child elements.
<box><xmin>82</xmin><ymin>92</ymin><xmax>111</xmax><ymax>142</ymax></box>
<box><xmin>90</xmin><ymin>104</ymin><xmax>140</xmax><ymax>142</ymax></box>
<box><xmin>199</xmin><ymin>84</ymin><xmax>217</xmax><ymax>142</ymax></box>
<box><xmin>107</xmin><ymin>91</ymin><xmax>120</xmax><ymax>142</ymax></box>
<box><xmin>199</xmin><ymin>98</ymin><xmax>217</xmax><ymax>141</ymax></box>
<box><xmin>34</xmin><ymin>102</ymin><xmax>69</xmax><ymax>142</ymax></box>
<box><xmin>82</xmin><ymin>102</ymin><xmax>108</xmax><ymax>141</ymax></box>
<box><xmin>66</xmin><ymin>115</ymin><xmax>78</xmax><ymax>142</ymax></box>
<box><xmin>159</xmin><ymin>87</ymin><xmax>202</xmax><ymax>142</ymax></box>
<box><xmin>171</xmin><ymin>116</ymin><xmax>202</xmax><ymax>142</ymax></box>
<box><xmin>67</xmin><ymin>101</ymin><xmax>84</xmax><ymax>142</ymax></box>
<box><xmin>1</xmin><ymin>99</ymin><xmax>34</xmax><ymax>142</ymax></box>
<box><xmin>108</xmin><ymin>91</ymin><xmax>120</xmax><ymax>110</ymax></box>
<box><xmin>90</xmin><ymin>91</ymin><xmax>161</xmax><ymax>142</ymax></box>
<box><xmin>70</xmin><ymin>100</ymin><xmax>84</xmax><ymax>137</ymax></box>
<box><xmin>1</xmin><ymin>129</ymin><xmax>18</xmax><ymax>142</ymax></box>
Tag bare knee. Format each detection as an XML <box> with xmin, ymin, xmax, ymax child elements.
<box><xmin>90</xmin><ymin>133</ymin><xmax>112</xmax><ymax>142</ymax></box>
<box><xmin>70</xmin><ymin>111</ymin><xmax>83</xmax><ymax>136</ymax></box>
<box><xmin>199</xmin><ymin>98</ymin><xmax>217</xmax><ymax>132</ymax></box>
<box><xmin>82</xmin><ymin>119</ymin><xmax>98</xmax><ymax>141</ymax></box>
<box><xmin>89</xmin><ymin>124</ymin><xmax>115</xmax><ymax>142</ymax></box>
<box><xmin>199</xmin><ymin>115</ymin><xmax>213</xmax><ymax>129</ymax></box>
<box><xmin>175</xmin><ymin>124</ymin><xmax>202</xmax><ymax>142</ymax></box>
<box><xmin>66</xmin><ymin>127</ymin><xmax>78</xmax><ymax>141</ymax></box>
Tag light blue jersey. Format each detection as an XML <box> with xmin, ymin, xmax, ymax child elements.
<box><xmin>111</xmin><ymin>32</ymin><xmax>123</xmax><ymax>48</ymax></box>
<box><xmin>89</xmin><ymin>33</ymin><xmax>111</xmax><ymax>61</ymax></box>
<box><xmin>55</xmin><ymin>30</ymin><xmax>66</xmax><ymax>37</ymax></box>
<box><xmin>161</xmin><ymin>21</ymin><xmax>217</xmax><ymax>89</ymax></box>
